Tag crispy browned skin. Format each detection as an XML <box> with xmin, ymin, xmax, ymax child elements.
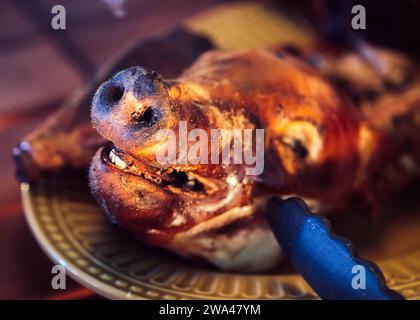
<box><xmin>89</xmin><ymin>46</ymin><xmax>420</xmax><ymax>270</ymax></box>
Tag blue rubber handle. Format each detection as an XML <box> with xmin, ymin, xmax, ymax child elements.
<box><xmin>267</xmin><ymin>197</ymin><xmax>404</xmax><ymax>300</ymax></box>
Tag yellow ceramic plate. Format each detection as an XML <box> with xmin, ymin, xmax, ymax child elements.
<box><xmin>21</xmin><ymin>2</ymin><xmax>420</xmax><ymax>299</ymax></box>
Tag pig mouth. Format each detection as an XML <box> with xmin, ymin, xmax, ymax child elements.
<box><xmin>100</xmin><ymin>144</ymin><xmax>207</xmax><ymax>193</ymax></box>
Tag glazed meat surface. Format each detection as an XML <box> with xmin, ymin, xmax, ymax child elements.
<box><xmin>89</xmin><ymin>47</ymin><xmax>420</xmax><ymax>271</ymax></box>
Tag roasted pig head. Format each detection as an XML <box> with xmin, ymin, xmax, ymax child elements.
<box><xmin>88</xmin><ymin>48</ymin><xmax>420</xmax><ymax>272</ymax></box>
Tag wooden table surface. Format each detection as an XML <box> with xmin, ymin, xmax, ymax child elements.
<box><xmin>0</xmin><ymin>0</ymin><xmax>228</xmax><ymax>300</ymax></box>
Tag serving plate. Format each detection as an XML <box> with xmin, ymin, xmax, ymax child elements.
<box><xmin>21</xmin><ymin>2</ymin><xmax>420</xmax><ymax>299</ymax></box>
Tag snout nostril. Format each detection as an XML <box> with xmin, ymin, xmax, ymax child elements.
<box><xmin>131</xmin><ymin>107</ymin><xmax>155</xmax><ymax>125</ymax></box>
<box><xmin>105</xmin><ymin>85</ymin><xmax>124</xmax><ymax>105</ymax></box>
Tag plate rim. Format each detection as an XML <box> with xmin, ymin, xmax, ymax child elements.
<box><xmin>21</xmin><ymin>182</ymin><xmax>147</xmax><ymax>300</ymax></box>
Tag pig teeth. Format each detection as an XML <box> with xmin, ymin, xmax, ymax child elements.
<box><xmin>109</xmin><ymin>148</ymin><xmax>127</xmax><ymax>170</ymax></box>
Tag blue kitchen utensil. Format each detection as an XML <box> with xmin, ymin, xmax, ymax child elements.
<box><xmin>267</xmin><ymin>197</ymin><xmax>404</xmax><ymax>300</ymax></box>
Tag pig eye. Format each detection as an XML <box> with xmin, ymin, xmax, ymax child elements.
<box><xmin>277</xmin><ymin>120</ymin><xmax>323</xmax><ymax>174</ymax></box>
<box><xmin>281</xmin><ymin>121</ymin><xmax>322</xmax><ymax>161</ymax></box>
<box><xmin>282</xmin><ymin>138</ymin><xmax>308</xmax><ymax>160</ymax></box>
